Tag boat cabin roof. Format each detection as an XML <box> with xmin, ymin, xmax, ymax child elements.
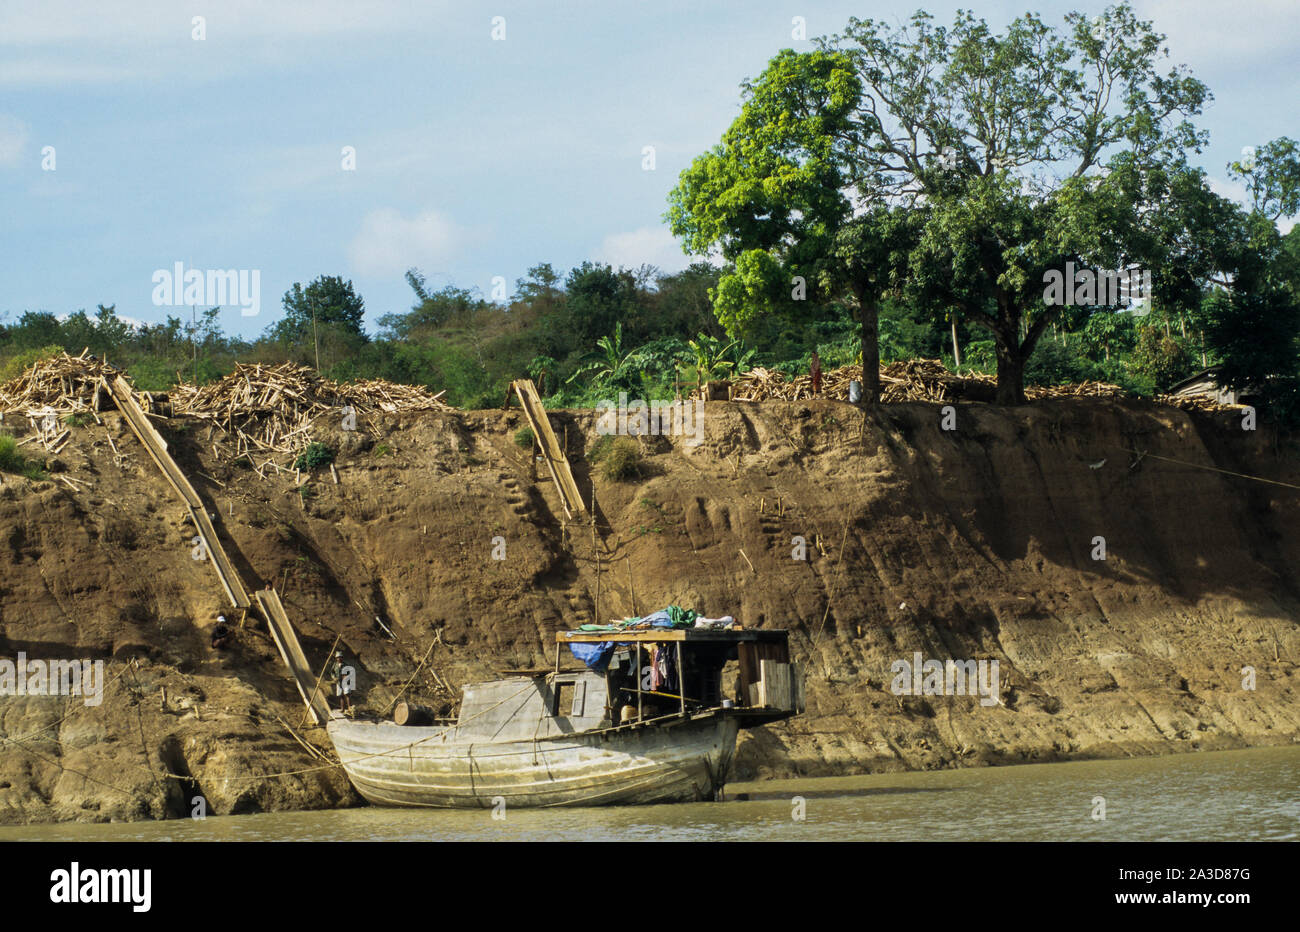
<box><xmin>558</xmin><ymin>628</ymin><xmax>789</xmax><ymax>644</ymax></box>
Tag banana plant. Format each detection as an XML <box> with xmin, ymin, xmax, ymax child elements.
<box><xmin>686</xmin><ymin>333</ymin><xmax>754</xmax><ymax>383</ymax></box>
<box><xmin>566</xmin><ymin>323</ymin><xmax>647</xmax><ymax>391</ymax></box>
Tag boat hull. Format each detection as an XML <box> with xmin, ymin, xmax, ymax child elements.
<box><xmin>327</xmin><ymin>713</ymin><xmax>742</xmax><ymax>809</ymax></box>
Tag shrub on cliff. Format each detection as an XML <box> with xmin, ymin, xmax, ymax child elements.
<box><xmin>600</xmin><ymin>437</ymin><xmax>642</xmax><ymax>481</ymax></box>
<box><xmin>294</xmin><ymin>442</ymin><xmax>335</xmax><ymax>471</ymax></box>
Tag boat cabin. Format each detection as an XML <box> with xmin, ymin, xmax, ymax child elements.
<box><xmin>551</xmin><ymin>627</ymin><xmax>802</xmax><ymax>730</ymax></box>
<box><xmin>429</xmin><ymin>629</ymin><xmax>801</xmax><ymax>740</ymax></box>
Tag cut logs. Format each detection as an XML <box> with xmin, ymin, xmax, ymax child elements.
<box><xmin>393</xmin><ymin>701</ymin><xmax>436</xmax><ymax>726</ymax></box>
<box><xmin>711</xmin><ymin>358</ymin><xmax>1232</xmax><ymax>410</ymax></box>
<box><xmin>169</xmin><ymin>362</ymin><xmax>450</xmax><ymax>464</ymax></box>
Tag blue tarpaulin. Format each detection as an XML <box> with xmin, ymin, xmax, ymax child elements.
<box><xmin>569</xmin><ymin>641</ymin><xmax>617</xmax><ymax>673</ymax></box>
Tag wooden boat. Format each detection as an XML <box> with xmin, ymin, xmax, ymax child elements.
<box><xmin>327</xmin><ymin>627</ymin><xmax>803</xmax><ymax>808</ymax></box>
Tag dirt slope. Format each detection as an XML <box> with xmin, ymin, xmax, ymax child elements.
<box><xmin>1</xmin><ymin>397</ymin><xmax>1297</xmax><ymax>823</ymax></box>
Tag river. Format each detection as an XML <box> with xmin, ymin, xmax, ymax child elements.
<box><xmin>2</xmin><ymin>745</ymin><xmax>1296</xmax><ymax>842</ymax></box>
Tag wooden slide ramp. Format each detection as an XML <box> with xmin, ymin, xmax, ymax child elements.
<box><xmin>254</xmin><ymin>589</ymin><xmax>332</xmax><ymax>725</ymax></box>
<box><xmin>511</xmin><ymin>379</ymin><xmax>587</xmax><ymax>520</ymax></box>
<box><xmin>105</xmin><ymin>376</ymin><xmax>250</xmax><ymax>609</ymax></box>
<box><xmin>105</xmin><ymin>375</ymin><xmax>330</xmax><ymax>726</ymax></box>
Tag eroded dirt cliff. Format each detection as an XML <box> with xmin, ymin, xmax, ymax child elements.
<box><xmin>1</xmin><ymin>397</ymin><xmax>1297</xmax><ymax>823</ymax></box>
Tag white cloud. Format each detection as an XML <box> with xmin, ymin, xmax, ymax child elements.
<box><xmin>592</xmin><ymin>226</ymin><xmax>695</xmax><ymax>274</ymax></box>
<box><xmin>0</xmin><ymin>113</ymin><xmax>30</xmax><ymax>165</ymax></box>
<box><xmin>0</xmin><ymin>1</ymin><xmax>442</xmax><ymax>44</ymax></box>
<box><xmin>348</xmin><ymin>208</ymin><xmax>464</xmax><ymax>278</ymax></box>
<box><xmin>1135</xmin><ymin>0</ymin><xmax>1300</xmax><ymax>69</ymax></box>
<box><xmin>0</xmin><ymin>1</ymin><xmax>451</xmax><ymax>85</ymax></box>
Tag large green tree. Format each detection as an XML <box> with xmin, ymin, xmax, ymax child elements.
<box><xmin>275</xmin><ymin>275</ymin><xmax>367</xmax><ymax>339</ymax></box>
<box><xmin>1201</xmin><ymin>137</ymin><xmax>1300</xmax><ymax>407</ymax></box>
<box><xmin>670</xmin><ymin>3</ymin><xmax>1214</xmax><ymax>404</ymax></box>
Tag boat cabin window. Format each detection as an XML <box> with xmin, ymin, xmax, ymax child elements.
<box><xmin>552</xmin><ymin>679</ymin><xmax>585</xmax><ymax>717</ymax></box>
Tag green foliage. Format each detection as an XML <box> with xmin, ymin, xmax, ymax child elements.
<box><xmin>1228</xmin><ymin>136</ymin><xmax>1300</xmax><ymax>222</ymax></box>
<box><xmin>1025</xmin><ymin>338</ymin><xmax>1101</xmax><ymax>386</ymax></box>
<box><xmin>669</xmin><ymin>3</ymin><xmax>1223</xmax><ymax>403</ymax></box>
<box><xmin>686</xmin><ymin>333</ymin><xmax>753</xmax><ymax>383</ymax></box>
<box><xmin>1129</xmin><ymin>324</ymin><xmax>1196</xmax><ymax>390</ymax></box>
<box><xmin>127</xmin><ymin>357</ymin><xmax>181</xmax><ymax>392</ymax></box>
<box><xmin>566</xmin><ymin>322</ymin><xmax>647</xmax><ymax>392</ymax></box>
<box><xmin>1204</xmin><ymin>285</ymin><xmax>1300</xmax><ymax>404</ymax></box>
<box><xmin>0</xmin><ymin>344</ymin><xmax>64</xmax><ymax>382</ymax></box>
<box><xmin>513</xmin><ymin>426</ymin><xmax>535</xmax><ymax>449</ymax></box>
<box><xmin>294</xmin><ymin>442</ymin><xmax>336</xmax><ymax>471</ymax></box>
<box><xmin>277</xmin><ymin>276</ymin><xmax>367</xmax><ymax>338</ymax></box>
<box><xmin>0</xmin><ymin>433</ymin><xmax>45</xmax><ymax>480</ymax></box>
<box><xmin>586</xmin><ymin>434</ymin><xmax>617</xmax><ymax>463</ymax></box>
<box><xmin>600</xmin><ymin>437</ymin><xmax>643</xmax><ymax>481</ymax></box>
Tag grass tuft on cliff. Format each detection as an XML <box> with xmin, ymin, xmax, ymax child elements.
<box><xmin>0</xmin><ymin>433</ymin><xmax>47</xmax><ymax>481</ymax></box>
<box><xmin>600</xmin><ymin>437</ymin><xmax>643</xmax><ymax>481</ymax></box>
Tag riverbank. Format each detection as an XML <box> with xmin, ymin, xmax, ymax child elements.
<box><xmin>1</xmin><ymin>397</ymin><xmax>1298</xmax><ymax>823</ymax></box>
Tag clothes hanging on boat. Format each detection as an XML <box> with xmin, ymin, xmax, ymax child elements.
<box><xmin>662</xmin><ymin>644</ymin><xmax>679</xmax><ymax>693</ymax></box>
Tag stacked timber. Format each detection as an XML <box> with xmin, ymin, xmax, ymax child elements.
<box><xmin>718</xmin><ymin>359</ymin><xmax>1141</xmax><ymax>406</ymax></box>
<box><xmin>0</xmin><ymin>350</ymin><xmax>120</xmax><ymax>416</ymax></box>
<box><xmin>0</xmin><ymin>355</ymin><xmax>452</xmax><ymax>469</ymax></box>
<box><xmin>168</xmin><ymin>362</ymin><xmax>449</xmax><ymax>464</ymax></box>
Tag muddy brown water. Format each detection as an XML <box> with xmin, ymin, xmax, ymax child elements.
<box><xmin>1</xmin><ymin>745</ymin><xmax>1296</xmax><ymax>842</ymax></box>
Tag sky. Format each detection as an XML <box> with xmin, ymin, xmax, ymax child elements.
<box><xmin>2</xmin><ymin>0</ymin><xmax>1297</xmax><ymax>339</ymax></box>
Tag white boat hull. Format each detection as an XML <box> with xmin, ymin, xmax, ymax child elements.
<box><xmin>327</xmin><ymin>713</ymin><xmax>742</xmax><ymax>809</ymax></box>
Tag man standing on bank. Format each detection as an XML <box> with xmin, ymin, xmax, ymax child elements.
<box><xmin>330</xmin><ymin>650</ymin><xmax>353</xmax><ymax>715</ymax></box>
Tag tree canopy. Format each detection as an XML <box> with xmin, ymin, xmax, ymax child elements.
<box><xmin>668</xmin><ymin>2</ymin><xmax>1264</xmax><ymax>404</ymax></box>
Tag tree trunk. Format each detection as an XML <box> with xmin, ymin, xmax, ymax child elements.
<box><xmin>950</xmin><ymin>318</ymin><xmax>962</xmax><ymax>368</ymax></box>
<box><xmin>854</xmin><ymin>284</ymin><xmax>880</xmax><ymax>404</ymax></box>
<box><xmin>994</xmin><ymin>335</ymin><xmax>1026</xmax><ymax>405</ymax></box>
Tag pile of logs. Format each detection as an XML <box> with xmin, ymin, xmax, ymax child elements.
<box><xmin>0</xmin><ymin>350</ymin><xmax>119</xmax><ymax>416</ymax></box>
<box><xmin>720</xmin><ymin>359</ymin><xmax>1163</xmax><ymax>406</ymax></box>
<box><xmin>0</xmin><ymin>355</ymin><xmax>452</xmax><ymax>470</ymax></box>
<box><xmin>723</xmin><ymin>360</ymin><xmax>994</xmax><ymax>403</ymax></box>
<box><xmin>1154</xmin><ymin>392</ymin><xmax>1237</xmax><ymax>413</ymax></box>
<box><xmin>169</xmin><ymin>362</ymin><xmax>449</xmax><ymax>463</ymax></box>
<box><xmin>1025</xmin><ymin>380</ymin><xmax>1128</xmax><ymax>402</ymax></box>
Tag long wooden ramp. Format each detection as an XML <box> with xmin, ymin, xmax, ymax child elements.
<box><xmin>104</xmin><ymin>376</ymin><xmax>250</xmax><ymax>609</ymax></box>
<box><xmin>254</xmin><ymin>588</ymin><xmax>332</xmax><ymax>725</ymax></box>
<box><xmin>511</xmin><ymin>379</ymin><xmax>586</xmax><ymax>520</ymax></box>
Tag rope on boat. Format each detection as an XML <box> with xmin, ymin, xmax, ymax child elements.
<box><xmin>379</xmin><ymin>636</ymin><xmax>439</xmax><ymax>716</ymax></box>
